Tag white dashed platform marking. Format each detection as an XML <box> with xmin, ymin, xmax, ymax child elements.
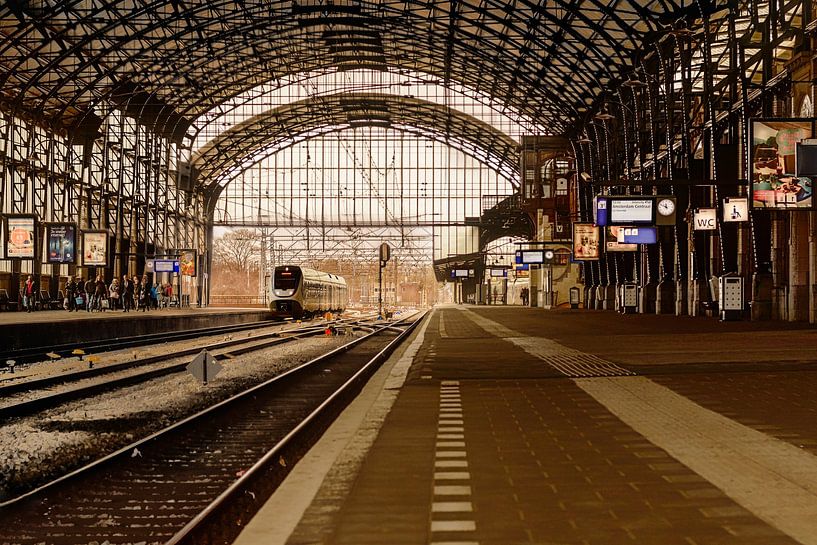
<box><xmin>432</xmin><ymin>380</ymin><xmax>478</xmax><ymax>544</ymax></box>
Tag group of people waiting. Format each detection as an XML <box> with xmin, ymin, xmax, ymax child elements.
<box><xmin>63</xmin><ymin>275</ymin><xmax>174</xmax><ymax>312</ymax></box>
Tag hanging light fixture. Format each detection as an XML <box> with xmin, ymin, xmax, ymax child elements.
<box><xmin>594</xmin><ymin>105</ymin><xmax>614</xmax><ymax>121</ymax></box>
<box><xmin>621</xmin><ymin>75</ymin><xmax>647</xmax><ymax>88</ymax></box>
<box><xmin>576</xmin><ymin>131</ymin><xmax>593</xmax><ymax>144</ymax></box>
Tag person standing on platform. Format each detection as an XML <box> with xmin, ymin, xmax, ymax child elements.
<box><xmin>65</xmin><ymin>276</ymin><xmax>77</xmax><ymax>312</ymax></box>
<box><xmin>84</xmin><ymin>277</ymin><xmax>95</xmax><ymax>312</ymax></box>
<box><xmin>75</xmin><ymin>276</ymin><xmax>86</xmax><ymax>311</ymax></box>
<box><xmin>163</xmin><ymin>283</ymin><xmax>173</xmax><ymax>308</ymax></box>
<box><xmin>109</xmin><ymin>278</ymin><xmax>120</xmax><ymax>310</ymax></box>
<box><xmin>23</xmin><ymin>275</ymin><xmax>36</xmax><ymax>312</ymax></box>
<box><xmin>123</xmin><ymin>274</ymin><xmax>134</xmax><ymax>312</ymax></box>
<box><xmin>140</xmin><ymin>276</ymin><xmax>151</xmax><ymax>312</ymax></box>
<box><xmin>95</xmin><ymin>275</ymin><xmax>107</xmax><ymax>312</ymax></box>
<box><xmin>133</xmin><ymin>275</ymin><xmax>142</xmax><ymax>311</ymax></box>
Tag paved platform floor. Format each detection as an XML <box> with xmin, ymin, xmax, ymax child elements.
<box><xmin>235</xmin><ymin>305</ymin><xmax>817</xmax><ymax>545</ymax></box>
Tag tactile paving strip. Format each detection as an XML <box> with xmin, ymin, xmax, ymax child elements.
<box><xmin>539</xmin><ymin>353</ymin><xmax>636</xmax><ymax>378</ymax></box>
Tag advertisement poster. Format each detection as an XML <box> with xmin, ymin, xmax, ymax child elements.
<box><xmin>4</xmin><ymin>215</ymin><xmax>36</xmax><ymax>259</ymax></box>
<box><xmin>179</xmin><ymin>249</ymin><xmax>197</xmax><ymax>277</ymax></box>
<box><xmin>572</xmin><ymin>223</ymin><xmax>600</xmax><ymax>261</ymax></box>
<box><xmin>46</xmin><ymin>223</ymin><xmax>76</xmax><ymax>264</ymax></box>
<box><xmin>605</xmin><ymin>226</ymin><xmax>637</xmax><ymax>252</ymax></box>
<box><xmin>751</xmin><ymin>119</ymin><xmax>814</xmax><ymax>209</ymax></box>
<box><xmin>82</xmin><ymin>230</ymin><xmax>108</xmax><ymax>266</ymax></box>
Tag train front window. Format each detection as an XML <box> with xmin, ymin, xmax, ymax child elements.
<box><xmin>274</xmin><ymin>267</ymin><xmax>300</xmax><ymax>290</ymax></box>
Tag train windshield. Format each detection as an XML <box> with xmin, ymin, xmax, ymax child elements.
<box><xmin>274</xmin><ymin>266</ymin><xmax>301</xmax><ymax>290</ymax></box>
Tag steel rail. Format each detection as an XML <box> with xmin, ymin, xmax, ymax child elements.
<box><xmin>0</xmin><ymin>312</ymin><xmax>422</xmax><ymax>518</ymax></box>
<box><xmin>167</xmin><ymin>310</ymin><xmax>426</xmax><ymax>544</ymax></box>
<box><xmin>0</xmin><ymin>318</ymin><xmax>282</xmax><ymax>366</ymax></box>
<box><xmin>0</xmin><ymin>316</ymin><xmax>372</xmax><ymax>421</ymax></box>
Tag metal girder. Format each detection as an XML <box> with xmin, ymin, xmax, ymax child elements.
<box><xmin>1</xmin><ymin>0</ymin><xmax>684</xmax><ymax>136</ymax></box>
<box><xmin>193</xmin><ymin>93</ymin><xmax>520</xmax><ymax>190</ymax></box>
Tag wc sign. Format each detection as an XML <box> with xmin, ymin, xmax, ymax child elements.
<box><xmin>693</xmin><ymin>208</ymin><xmax>718</xmax><ymax>231</ymax></box>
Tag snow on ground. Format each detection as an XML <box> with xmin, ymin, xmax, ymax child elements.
<box><xmin>0</xmin><ymin>331</ymin><xmax>360</xmax><ymax>500</ymax></box>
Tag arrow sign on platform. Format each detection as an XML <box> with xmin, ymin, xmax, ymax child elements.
<box><xmin>187</xmin><ymin>350</ymin><xmax>222</xmax><ymax>385</ymax></box>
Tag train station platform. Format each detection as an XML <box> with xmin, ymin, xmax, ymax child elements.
<box><xmin>235</xmin><ymin>305</ymin><xmax>817</xmax><ymax>545</ymax></box>
<box><xmin>1</xmin><ymin>307</ymin><xmax>272</xmax><ymax>351</ymax></box>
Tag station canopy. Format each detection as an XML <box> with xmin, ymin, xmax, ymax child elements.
<box><xmin>1</xmin><ymin>0</ymin><xmax>699</xmax><ymax>141</ymax></box>
<box><xmin>1</xmin><ymin>0</ymin><xmax>712</xmax><ymax>267</ymax></box>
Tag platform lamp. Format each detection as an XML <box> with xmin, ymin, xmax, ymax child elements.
<box><xmin>594</xmin><ymin>99</ymin><xmax>639</xmax><ymax>181</ymax></box>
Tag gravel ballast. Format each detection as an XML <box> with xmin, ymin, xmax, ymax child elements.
<box><xmin>0</xmin><ymin>331</ymin><xmax>359</xmax><ymax>501</ymax></box>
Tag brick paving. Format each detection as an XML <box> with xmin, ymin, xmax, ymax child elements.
<box><xmin>281</xmin><ymin>306</ymin><xmax>817</xmax><ymax>545</ymax></box>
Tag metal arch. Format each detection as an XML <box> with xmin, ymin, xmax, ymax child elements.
<box><xmin>192</xmin><ymin>93</ymin><xmax>520</xmax><ymax>188</ymax></box>
<box><xmin>2</xmin><ymin>0</ymin><xmax>692</xmax><ymax>135</ymax></box>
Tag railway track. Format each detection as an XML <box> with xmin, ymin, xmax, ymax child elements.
<box><xmin>0</xmin><ymin>312</ymin><xmax>425</xmax><ymax>545</ymax></box>
<box><xmin>0</xmin><ymin>316</ymin><xmax>374</xmax><ymax>421</ymax></box>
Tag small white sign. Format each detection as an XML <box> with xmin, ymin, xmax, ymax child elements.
<box><xmin>693</xmin><ymin>208</ymin><xmax>718</xmax><ymax>230</ymax></box>
<box><xmin>723</xmin><ymin>198</ymin><xmax>748</xmax><ymax>223</ymax></box>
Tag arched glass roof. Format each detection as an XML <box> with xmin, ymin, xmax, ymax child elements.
<box><xmin>1</xmin><ymin>0</ymin><xmax>693</xmax><ymax>137</ymax></box>
<box><xmin>193</xmin><ymin>92</ymin><xmax>521</xmax><ymax>188</ymax></box>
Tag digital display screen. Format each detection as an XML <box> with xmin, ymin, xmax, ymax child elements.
<box><xmin>520</xmin><ymin>251</ymin><xmax>544</xmax><ymax>264</ymax></box>
<box><xmin>154</xmin><ymin>260</ymin><xmax>179</xmax><ymax>273</ymax></box>
<box><xmin>490</xmin><ymin>269</ymin><xmax>507</xmax><ymax>277</ymax></box>
<box><xmin>609</xmin><ymin>199</ymin><xmax>654</xmax><ymax>224</ymax></box>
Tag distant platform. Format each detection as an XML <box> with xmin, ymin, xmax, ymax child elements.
<box><xmin>0</xmin><ymin>306</ymin><xmax>266</xmax><ymax>326</ymax></box>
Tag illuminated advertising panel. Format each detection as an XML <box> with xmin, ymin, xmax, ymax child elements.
<box><xmin>605</xmin><ymin>226</ymin><xmax>637</xmax><ymax>252</ymax></box>
<box><xmin>751</xmin><ymin>119</ymin><xmax>814</xmax><ymax>209</ymax></box>
<box><xmin>572</xmin><ymin>223</ymin><xmax>600</xmax><ymax>261</ymax></box>
<box><xmin>4</xmin><ymin>215</ymin><xmax>36</xmax><ymax>259</ymax></box>
<box><xmin>81</xmin><ymin>230</ymin><xmax>108</xmax><ymax>266</ymax></box>
<box><xmin>179</xmin><ymin>249</ymin><xmax>197</xmax><ymax>277</ymax></box>
<box><xmin>45</xmin><ymin>223</ymin><xmax>77</xmax><ymax>264</ymax></box>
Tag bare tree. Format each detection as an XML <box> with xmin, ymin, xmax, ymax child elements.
<box><xmin>212</xmin><ymin>229</ymin><xmax>260</xmax><ymax>271</ymax></box>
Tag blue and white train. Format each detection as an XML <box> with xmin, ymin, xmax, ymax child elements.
<box><xmin>268</xmin><ymin>265</ymin><xmax>347</xmax><ymax>319</ymax></box>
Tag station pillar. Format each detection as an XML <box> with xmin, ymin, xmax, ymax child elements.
<box><xmin>675</xmin><ymin>279</ymin><xmax>687</xmax><ymax>316</ymax></box>
<box><xmin>600</xmin><ymin>284</ymin><xmax>616</xmax><ymax>310</ymax></box>
<box><xmin>639</xmin><ymin>282</ymin><xmax>657</xmax><ymax>314</ymax></box>
<box><xmin>789</xmin><ymin>211</ymin><xmax>810</xmax><ymax>321</ymax></box>
<box><xmin>810</xmin><ymin>211</ymin><xmax>817</xmax><ymax>324</ymax></box>
<box><xmin>655</xmin><ymin>279</ymin><xmax>675</xmax><ymax>314</ymax></box>
<box><xmin>771</xmin><ymin>214</ymin><xmax>787</xmax><ymax>321</ymax></box>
